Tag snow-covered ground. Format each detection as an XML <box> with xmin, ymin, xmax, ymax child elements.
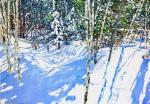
<box><xmin>0</xmin><ymin>40</ymin><xmax>149</xmax><ymax>104</ymax></box>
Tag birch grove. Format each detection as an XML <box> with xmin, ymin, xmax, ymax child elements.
<box><xmin>0</xmin><ymin>0</ymin><xmax>149</xmax><ymax>103</ymax></box>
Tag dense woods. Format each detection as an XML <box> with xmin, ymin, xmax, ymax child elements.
<box><xmin>0</xmin><ymin>0</ymin><xmax>150</xmax><ymax>104</ymax></box>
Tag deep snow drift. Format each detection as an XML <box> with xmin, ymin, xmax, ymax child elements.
<box><xmin>0</xmin><ymin>40</ymin><xmax>149</xmax><ymax>104</ymax></box>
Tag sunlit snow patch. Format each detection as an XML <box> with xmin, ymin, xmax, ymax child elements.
<box><xmin>0</xmin><ymin>86</ymin><xmax>13</xmax><ymax>93</ymax></box>
<box><xmin>11</xmin><ymin>95</ymin><xmax>17</xmax><ymax>99</ymax></box>
<box><xmin>0</xmin><ymin>99</ymin><xmax>8</xmax><ymax>104</ymax></box>
<box><xmin>48</xmin><ymin>84</ymin><xmax>69</xmax><ymax>97</ymax></box>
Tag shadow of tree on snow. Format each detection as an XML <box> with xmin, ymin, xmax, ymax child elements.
<box><xmin>131</xmin><ymin>58</ymin><xmax>149</xmax><ymax>104</ymax></box>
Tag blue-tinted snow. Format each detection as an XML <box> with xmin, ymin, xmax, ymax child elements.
<box><xmin>0</xmin><ymin>41</ymin><xmax>97</xmax><ymax>104</ymax></box>
<box><xmin>0</xmin><ymin>41</ymin><xmax>149</xmax><ymax>104</ymax></box>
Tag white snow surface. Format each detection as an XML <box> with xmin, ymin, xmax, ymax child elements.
<box><xmin>0</xmin><ymin>39</ymin><xmax>149</xmax><ymax>104</ymax></box>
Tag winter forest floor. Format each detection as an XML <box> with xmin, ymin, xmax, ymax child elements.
<box><xmin>0</xmin><ymin>39</ymin><xmax>150</xmax><ymax>104</ymax></box>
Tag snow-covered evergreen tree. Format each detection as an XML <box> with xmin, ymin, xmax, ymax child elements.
<box><xmin>51</xmin><ymin>11</ymin><xmax>63</xmax><ymax>49</ymax></box>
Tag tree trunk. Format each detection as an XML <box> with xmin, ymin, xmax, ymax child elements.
<box><xmin>94</xmin><ymin>37</ymin><xmax>98</xmax><ymax>64</ymax></box>
<box><xmin>144</xmin><ymin>1</ymin><xmax>148</xmax><ymax>49</ymax></box>
<box><xmin>94</xmin><ymin>1</ymin><xmax>110</xmax><ymax>64</ymax></box>
<box><xmin>126</xmin><ymin>0</ymin><xmax>145</xmax><ymax>41</ymax></box>
<box><xmin>99</xmin><ymin>1</ymin><xmax>110</xmax><ymax>48</ymax></box>
<box><xmin>84</xmin><ymin>0</ymin><xmax>94</xmax><ymax>103</ymax></box>
<box><xmin>0</xmin><ymin>2</ymin><xmax>5</xmax><ymax>44</ymax></box>
<box><xmin>46</xmin><ymin>37</ymin><xmax>49</xmax><ymax>51</ymax></box>
<box><xmin>53</xmin><ymin>0</ymin><xmax>56</xmax><ymax>10</ymax></box>
<box><xmin>14</xmin><ymin>0</ymin><xmax>20</xmax><ymax>73</ymax></box>
<box><xmin>108</xmin><ymin>0</ymin><xmax>124</xmax><ymax>62</ymax></box>
<box><xmin>84</xmin><ymin>0</ymin><xmax>89</xmax><ymax>103</ymax></box>
<box><xmin>1</xmin><ymin>1</ymin><xmax>11</xmax><ymax>72</ymax></box>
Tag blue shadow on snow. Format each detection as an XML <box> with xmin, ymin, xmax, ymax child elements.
<box><xmin>1</xmin><ymin>50</ymin><xmax>106</xmax><ymax>104</ymax></box>
<box><xmin>131</xmin><ymin>58</ymin><xmax>149</xmax><ymax>104</ymax></box>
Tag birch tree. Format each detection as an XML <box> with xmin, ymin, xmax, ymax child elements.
<box><xmin>94</xmin><ymin>0</ymin><xmax>110</xmax><ymax>64</ymax></box>
<box><xmin>1</xmin><ymin>0</ymin><xmax>11</xmax><ymax>72</ymax></box>
<box><xmin>144</xmin><ymin>0</ymin><xmax>149</xmax><ymax>49</ymax></box>
<box><xmin>14</xmin><ymin>0</ymin><xmax>21</xmax><ymax>80</ymax></box>
<box><xmin>0</xmin><ymin>1</ymin><xmax>5</xmax><ymax>44</ymax></box>
<box><xmin>84</xmin><ymin>0</ymin><xmax>94</xmax><ymax>103</ymax></box>
<box><xmin>53</xmin><ymin>0</ymin><xmax>56</xmax><ymax>10</ymax></box>
<box><xmin>84</xmin><ymin>0</ymin><xmax>89</xmax><ymax>103</ymax></box>
<box><xmin>126</xmin><ymin>0</ymin><xmax>145</xmax><ymax>42</ymax></box>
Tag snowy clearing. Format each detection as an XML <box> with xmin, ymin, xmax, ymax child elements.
<box><xmin>0</xmin><ymin>40</ymin><xmax>149</xmax><ymax>104</ymax></box>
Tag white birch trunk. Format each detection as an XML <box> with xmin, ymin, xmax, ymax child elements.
<box><xmin>2</xmin><ymin>1</ymin><xmax>11</xmax><ymax>72</ymax></box>
<box><xmin>53</xmin><ymin>0</ymin><xmax>56</xmax><ymax>11</ymax></box>
<box><xmin>84</xmin><ymin>0</ymin><xmax>93</xmax><ymax>103</ymax></box>
<box><xmin>14</xmin><ymin>0</ymin><xmax>20</xmax><ymax>72</ymax></box>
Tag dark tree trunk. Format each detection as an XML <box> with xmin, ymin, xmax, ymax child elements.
<box><xmin>108</xmin><ymin>0</ymin><xmax>124</xmax><ymax>62</ymax></box>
